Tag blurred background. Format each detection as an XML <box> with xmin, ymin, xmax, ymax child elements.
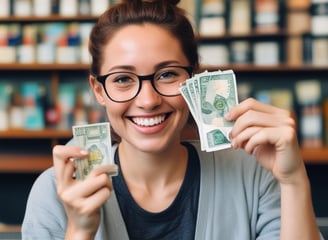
<box><xmin>0</xmin><ymin>0</ymin><xmax>327</xmax><ymax>238</ymax></box>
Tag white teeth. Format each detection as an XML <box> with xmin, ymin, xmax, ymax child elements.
<box><xmin>132</xmin><ymin>115</ymin><xmax>166</xmax><ymax>127</ymax></box>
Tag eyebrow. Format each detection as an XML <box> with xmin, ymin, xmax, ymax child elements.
<box><xmin>105</xmin><ymin>60</ymin><xmax>183</xmax><ymax>73</ymax></box>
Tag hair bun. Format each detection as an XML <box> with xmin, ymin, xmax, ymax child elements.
<box><xmin>166</xmin><ymin>0</ymin><xmax>180</xmax><ymax>6</ymax></box>
<box><xmin>121</xmin><ymin>0</ymin><xmax>180</xmax><ymax>6</ymax></box>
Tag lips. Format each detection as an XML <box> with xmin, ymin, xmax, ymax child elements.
<box><xmin>131</xmin><ymin>114</ymin><xmax>167</xmax><ymax>127</ymax></box>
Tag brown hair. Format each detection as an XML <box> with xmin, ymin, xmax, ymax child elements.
<box><xmin>88</xmin><ymin>0</ymin><xmax>199</xmax><ymax>76</ymax></box>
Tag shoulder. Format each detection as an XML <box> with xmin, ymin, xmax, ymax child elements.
<box><xmin>28</xmin><ymin>167</ymin><xmax>58</xmax><ymax>199</ymax></box>
<box><xmin>22</xmin><ymin>167</ymin><xmax>67</xmax><ymax>239</ymax></box>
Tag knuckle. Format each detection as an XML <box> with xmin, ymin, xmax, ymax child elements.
<box><xmin>52</xmin><ymin>145</ymin><xmax>62</xmax><ymax>155</ymax></box>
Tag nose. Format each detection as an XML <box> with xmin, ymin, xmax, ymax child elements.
<box><xmin>134</xmin><ymin>80</ymin><xmax>162</xmax><ymax>109</ymax></box>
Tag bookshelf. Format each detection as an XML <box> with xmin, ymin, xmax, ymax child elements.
<box><xmin>0</xmin><ymin>0</ymin><xmax>327</xmax><ymax>236</ymax></box>
<box><xmin>0</xmin><ymin>0</ymin><xmax>328</xmax><ymax>175</ymax></box>
<box><xmin>0</xmin><ymin>8</ymin><xmax>101</xmax><ymax>172</ymax></box>
<box><xmin>0</xmin><ymin>0</ymin><xmax>109</xmax><ymax>230</ymax></box>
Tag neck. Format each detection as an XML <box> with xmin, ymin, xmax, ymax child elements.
<box><xmin>117</xmin><ymin>140</ymin><xmax>189</xmax><ymax>212</ymax></box>
<box><xmin>118</xmin><ymin>140</ymin><xmax>188</xmax><ymax>188</ymax></box>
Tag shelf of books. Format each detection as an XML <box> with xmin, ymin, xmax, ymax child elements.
<box><xmin>0</xmin><ymin>0</ymin><xmax>328</xmax><ymax>173</ymax></box>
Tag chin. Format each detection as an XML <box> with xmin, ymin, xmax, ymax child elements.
<box><xmin>132</xmin><ymin>135</ymin><xmax>180</xmax><ymax>153</ymax></box>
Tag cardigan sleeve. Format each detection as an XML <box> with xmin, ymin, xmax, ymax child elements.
<box><xmin>21</xmin><ymin>168</ymin><xmax>67</xmax><ymax>240</ymax></box>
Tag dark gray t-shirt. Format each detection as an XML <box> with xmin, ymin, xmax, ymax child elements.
<box><xmin>113</xmin><ymin>142</ymin><xmax>200</xmax><ymax>240</ymax></box>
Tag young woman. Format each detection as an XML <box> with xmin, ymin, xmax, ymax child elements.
<box><xmin>22</xmin><ymin>0</ymin><xmax>323</xmax><ymax>239</ymax></box>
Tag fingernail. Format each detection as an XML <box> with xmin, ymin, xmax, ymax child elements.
<box><xmin>224</xmin><ymin>112</ymin><xmax>232</xmax><ymax>120</ymax></box>
<box><xmin>80</xmin><ymin>150</ymin><xmax>88</xmax><ymax>155</ymax></box>
<box><xmin>228</xmin><ymin>131</ymin><xmax>232</xmax><ymax>140</ymax></box>
<box><xmin>108</xmin><ymin>165</ymin><xmax>119</xmax><ymax>177</ymax></box>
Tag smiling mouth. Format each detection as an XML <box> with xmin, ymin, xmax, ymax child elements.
<box><xmin>131</xmin><ymin>114</ymin><xmax>168</xmax><ymax>127</ymax></box>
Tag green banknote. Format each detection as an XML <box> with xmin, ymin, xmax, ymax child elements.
<box><xmin>72</xmin><ymin>122</ymin><xmax>115</xmax><ymax>180</ymax></box>
<box><xmin>179</xmin><ymin>70</ymin><xmax>238</xmax><ymax>152</ymax></box>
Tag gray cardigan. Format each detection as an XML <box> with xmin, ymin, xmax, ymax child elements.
<box><xmin>21</xmin><ymin>141</ymin><xmax>303</xmax><ymax>239</ymax></box>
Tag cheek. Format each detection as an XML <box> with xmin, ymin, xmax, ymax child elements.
<box><xmin>104</xmin><ymin>101</ymin><xmax>126</xmax><ymax>124</ymax></box>
<box><xmin>175</xmin><ymin>97</ymin><xmax>190</xmax><ymax>120</ymax></box>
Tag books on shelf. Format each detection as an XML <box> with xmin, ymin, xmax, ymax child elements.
<box><xmin>0</xmin><ymin>24</ymin><xmax>20</xmax><ymax>63</ymax></box>
<box><xmin>312</xmin><ymin>37</ymin><xmax>328</xmax><ymax>66</ymax></box>
<box><xmin>21</xmin><ymin>82</ymin><xmax>45</xmax><ymax>130</ymax></box>
<box><xmin>302</xmin><ymin>34</ymin><xmax>328</xmax><ymax>65</ymax></box>
<box><xmin>287</xmin><ymin>36</ymin><xmax>303</xmax><ymax>65</ymax></box>
<box><xmin>0</xmin><ymin>80</ymin><xmax>106</xmax><ymax>131</ymax></box>
<box><xmin>229</xmin><ymin>40</ymin><xmax>251</xmax><ymax>64</ymax></box>
<box><xmin>13</xmin><ymin>0</ymin><xmax>33</xmax><ymax>16</ymax></box>
<box><xmin>0</xmin><ymin>0</ymin><xmax>10</xmax><ymax>17</ymax></box>
<box><xmin>18</xmin><ymin>24</ymin><xmax>37</xmax><ymax>63</ymax></box>
<box><xmin>59</xmin><ymin>0</ymin><xmax>78</xmax><ymax>16</ymax></box>
<box><xmin>295</xmin><ymin>80</ymin><xmax>323</xmax><ymax>148</ymax></box>
<box><xmin>33</xmin><ymin>0</ymin><xmax>52</xmax><ymax>16</ymax></box>
<box><xmin>0</xmin><ymin>22</ymin><xmax>93</xmax><ymax>64</ymax></box>
<box><xmin>198</xmin><ymin>43</ymin><xmax>229</xmax><ymax>65</ymax></box>
<box><xmin>90</xmin><ymin>0</ymin><xmax>110</xmax><ymax>16</ymax></box>
<box><xmin>311</xmin><ymin>0</ymin><xmax>328</xmax><ymax>35</ymax></box>
<box><xmin>199</xmin><ymin>0</ymin><xmax>226</xmax><ymax>36</ymax></box>
<box><xmin>0</xmin><ymin>83</ymin><xmax>13</xmax><ymax>130</ymax></box>
<box><xmin>0</xmin><ymin>0</ymin><xmax>111</xmax><ymax>17</ymax></box>
<box><xmin>287</xmin><ymin>0</ymin><xmax>311</xmax><ymax>9</ymax></box>
<box><xmin>253</xmin><ymin>41</ymin><xmax>280</xmax><ymax>65</ymax></box>
<box><xmin>303</xmin><ymin>33</ymin><xmax>313</xmax><ymax>64</ymax></box>
<box><xmin>254</xmin><ymin>0</ymin><xmax>280</xmax><ymax>33</ymax></box>
<box><xmin>255</xmin><ymin>89</ymin><xmax>294</xmax><ymax>110</ymax></box>
<box><xmin>229</xmin><ymin>0</ymin><xmax>251</xmax><ymax>34</ymax></box>
<box><xmin>57</xmin><ymin>23</ymin><xmax>81</xmax><ymax>64</ymax></box>
<box><xmin>287</xmin><ymin>11</ymin><xmax>311</xmax><ymax>34</ymax></box>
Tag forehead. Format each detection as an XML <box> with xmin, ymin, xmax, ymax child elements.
<box><xmin>102</xmin><ymin>24</ymin><xmax>188</xmax><ymax>69</ymax></box>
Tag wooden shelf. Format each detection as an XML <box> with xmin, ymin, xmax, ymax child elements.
<box><xmin>0</xmin><ymin>15</ymin><xmax>97</xmax><ymax>22</ymax></box>
<box><xmin>0</xmin><ymin>63</ymin><xmax>90</xmax><ymax>71</ymax></box>
<box><xmin>1</xmin><ymin>63</ymin><xmax>327</xmax><ymax>73</ymax></box>
<box><xmin>198</xmin><ymin>30</ymin><xmax>288</xmax><ymax>40</ymax></box>
<box><xmin>201</xmin><ymin>64</ymin><xmax>328</xmax><ymax>73</ymax></box>
<box><xmin>0</xmin><ymin>129</ymin><xmax>72</xmax><ymax>139</ymax></box>
<box><xmin>0</xmin><ymin>154</ymin><xmax>53</xmax><ymax>173</ymax></box>
<box><xmin>0</xmin><ymin>224</ymin><xmax>21</xmax><ymax>233</ymax></box>
<box><xmin>301</xmin><ymin>148</ymin><xmax>328</xmax><ymax>164</ymax></box>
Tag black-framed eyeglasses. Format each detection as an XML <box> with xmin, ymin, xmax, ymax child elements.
<box><xmin>96</xmin><ymin>66</ymin><xmax>193</xmax><ymax>103</ymax></box>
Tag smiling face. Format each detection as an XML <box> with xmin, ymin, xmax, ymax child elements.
<box><xmin>91</xmin><ymin>24</ymin><xmax>190</xmax><ymax>153</ymax></box>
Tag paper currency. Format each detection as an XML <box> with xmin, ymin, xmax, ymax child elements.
<box><xmin>180</xmin><ymin>69</ymin><xmax>238</xmax><ymax>152</ymax></box>
<box><xmin>72</xmin><ymin>122</ymin><xmax>116</xmax><ymax>180</ymax></box>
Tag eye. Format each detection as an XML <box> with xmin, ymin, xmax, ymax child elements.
<box><xmin>114</xmin><ymin>75</ymin><xmax>134</xmax><ymax>84</ymax></box>
<box><xmin>160</xmin><ymin>71</ymin><xmax>178</xmax><ymax>79</ymax></box>
<box><xmin>109</xmin><ymin>73</ymin><xmax>136</xmax><ymax>84</ymax></box>
<box><xmin>156</xmin><ymin>69</ymin><xmax>180</xmax><ymax>82</ymax></box>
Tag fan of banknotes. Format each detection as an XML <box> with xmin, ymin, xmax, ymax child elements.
<box><xmin>72</xmin><ymin>122</ymin><xmax>117</xmax><ymax>180</ymax></box>
<box><xmin>179</xmin><ymin>69</ymin><xmax>239</xmax><ymax>152</ymax></box>
<box><xmin>72</xmin><ymin>70</ymin><xmax>238</xmax><ymax>179</ymax></box>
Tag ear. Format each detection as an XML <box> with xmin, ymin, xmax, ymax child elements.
<box><xmin>89</xmin><ymin>75</ymin><xmax>106</xmax><ymax>106</ymax></box>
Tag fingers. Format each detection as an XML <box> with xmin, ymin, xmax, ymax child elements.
<box><xmin>226</xmin><ymin>98</ymin><xmax>290</xmax><ymax>121</ymax></box>
<box><xmin>226</xmin><ymin>98</ymin><xmax>295</xmax><ymax>139</ymax></box>
<box><xmin>231</xmin><ymin>126</ymin><xmax>287</xmax><ymax>153</ymax></box>
<box><xmin>53</xmin><ymin>145</ymin><xmax>88</xmax><ymax>189</ymax></box>
<box><xmin>60</xmin><ymin>169</ymin><xmax>113</xmax><ymax>208</ymax></box>
<box><xmin>79</xmin><ymin>165</ymin><xmax>117</xmax><ymax>197</ymax></box>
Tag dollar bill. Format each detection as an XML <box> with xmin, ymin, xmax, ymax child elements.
<box><xmin>180</xmin><ymin>69</ymin><xmax>238</xmax><ymax>152</ymax></box>
<box><xmin>72</xmin><ymin>122</ymin><xmax>116</xmax><ymax>180</ymax></box>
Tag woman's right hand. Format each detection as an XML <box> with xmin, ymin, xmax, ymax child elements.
<box><xmin>53</xmin><ymin>145</ymin><xmax>117</xmax><ymax>239</ymax></box>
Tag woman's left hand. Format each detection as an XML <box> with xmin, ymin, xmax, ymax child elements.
<box><xmin>225</xmin><ymin>98</ymin><xmax>304</xmax><ymax>184</ymax></box>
